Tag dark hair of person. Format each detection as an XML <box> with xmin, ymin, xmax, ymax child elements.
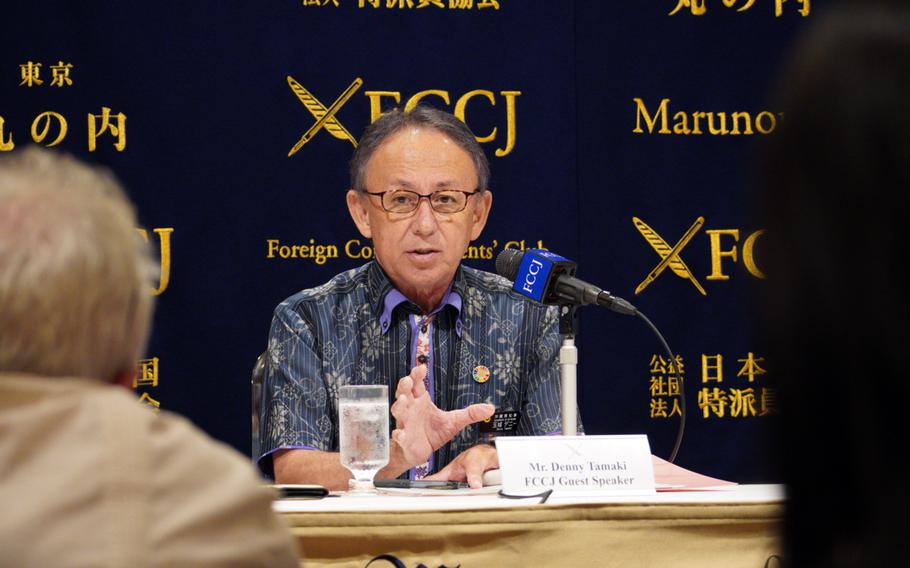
<box><xmin>759</xmin><ymin>4</ymin><xmax>910</xmax><ymax>567</ymax></box>
<box><xmin>349</xmin><ymin>105</ymin><xmax>491</xmax><ymax>194</ymax></box>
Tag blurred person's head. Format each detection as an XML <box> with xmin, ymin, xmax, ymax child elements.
<box><xmin>0</xmin><ymin>147</ymin><xmax>155</xmax><ymax>385</ymax></box>
<box><xmin>760</xmin><ymin>4</ymin><xmax>910</xmax><ymax>566</ymax></box>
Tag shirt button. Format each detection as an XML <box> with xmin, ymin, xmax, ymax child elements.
<box><xmin>417</xmin><ymin>354</ymin><xmax>428</xmax><ymax>365</ymax></box>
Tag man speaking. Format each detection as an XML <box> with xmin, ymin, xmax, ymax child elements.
<box><xmin>259</xmin><ymin>106</ymin><xmax>578</xmax><ymax>490</ymax></box>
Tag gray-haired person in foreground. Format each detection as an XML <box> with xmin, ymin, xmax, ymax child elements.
<box><xmin>0</xmin><ymin>147</ymin><xmax>300</xmax><ymax>568</ymax></box>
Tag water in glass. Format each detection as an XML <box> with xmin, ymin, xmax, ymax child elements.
<box><xmin>338</xmin><ymin>385</ymin><xmax>389</xmax><ymax>492</ymax></box>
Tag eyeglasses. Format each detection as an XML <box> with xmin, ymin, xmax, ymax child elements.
<box><xmin>363</xmin><ymin>188</ymin><xmax>480</xmax><ymax>214</ymax></box>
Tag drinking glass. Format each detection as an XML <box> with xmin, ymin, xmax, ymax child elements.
<box><xmin>338</xmin><ymin>385</ymin><xmax>389</xmax><ymax>493</ymax></box>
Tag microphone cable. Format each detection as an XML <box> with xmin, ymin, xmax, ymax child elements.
<box><xmin>633</xmin><ymin>308</ymin><xmax>685</xmax><ymax>464</ymax></box>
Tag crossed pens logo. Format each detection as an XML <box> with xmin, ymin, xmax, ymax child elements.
<box><xmin>633</xmin><ymin>216</ymin><xmax>765</xmax><ymax>295</ymax></box>
<box><xmin>634</xmin><ymin>216</ymin><xmax>706</xmax><ymax>296</ymax></box>
<box><xmin>287</xmin><ymin>75</ymin><xmax>362</xmax><ymax>156</ymax></box>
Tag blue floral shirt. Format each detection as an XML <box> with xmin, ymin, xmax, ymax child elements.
<box><xmin>258</xmin><ymin>261</ymin><xmax>581</xmax><ymax>478</ymax></box>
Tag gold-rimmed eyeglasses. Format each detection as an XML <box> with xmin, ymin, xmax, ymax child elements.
<box><xmin>363</xmin><ymin>188</ymin><xmax>480</xmax><ymax>214</ymax></box>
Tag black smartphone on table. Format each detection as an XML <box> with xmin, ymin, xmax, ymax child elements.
<box><xmin>272</xmin><ymin>484</ymin><xmax>330</xmax><ymax>498</ymax></box>
<box><xmin>373</xmin><ymin>479</ymin><xmax>468</xmax><ymax>490</ymax></box>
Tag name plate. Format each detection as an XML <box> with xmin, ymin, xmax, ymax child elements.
<box><xmin>495</xmin><ymin>435</ymin><xmax>656</xmax><ymax>496</ymax></box>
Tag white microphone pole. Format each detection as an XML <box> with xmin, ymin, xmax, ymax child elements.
<box><xmin>560</xmin><ymin>336</ymin><xmax>578</xmax><ymax>436</ymax></box>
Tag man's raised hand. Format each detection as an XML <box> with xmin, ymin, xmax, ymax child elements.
<box><xmin>390</xmin><ymin>365</ymin><xmax>495</xmax><ymax>466</ymax></box>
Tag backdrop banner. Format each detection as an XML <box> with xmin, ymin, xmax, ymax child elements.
<box><xmin>5</xmin><ymin>0</ymin><xmax>812</xmax><ymax>483</ymax></box>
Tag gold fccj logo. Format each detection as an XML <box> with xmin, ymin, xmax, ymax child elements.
<box><xmin>286</xmin><ymin>75</ymin><xmax>521</xmax><ymax>157</ymax></box>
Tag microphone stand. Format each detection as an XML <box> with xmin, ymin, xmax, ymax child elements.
<box><xmin>558</xmin><ymin>299</ymin><xmax>686</xmax><ymax>462</ymax></box>
<box><xmin>558</xmin><ymin>303</ymin><xmax>580</xmax><ymax>436</ymax></box>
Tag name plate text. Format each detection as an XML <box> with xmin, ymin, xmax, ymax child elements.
<box><xmin>495</xmin><ymin>435</ymin><xmax>656</xmax><ymax>496</ymax></box>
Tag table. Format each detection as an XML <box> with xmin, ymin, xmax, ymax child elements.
<box><xmin>275</xmin><ymin>484</ymin><xmax>784</xmax><ymax>567</ymax></box>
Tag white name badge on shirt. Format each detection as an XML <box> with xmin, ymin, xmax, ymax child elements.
<box><xmin>495</xmin><ymin>435</ymin><xmax>656</xmax><ymax>497</ymax></box>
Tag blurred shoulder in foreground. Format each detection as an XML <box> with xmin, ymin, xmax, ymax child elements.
<box><xmin>0</xmin><ymin>147</ymin><xmax>300</xmax><ymax>568</ymax></box>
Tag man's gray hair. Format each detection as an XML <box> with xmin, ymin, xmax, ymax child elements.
<box><xmin>0</xmin><ymin>147</ymin><xmax>155</xmax><ymax>382</ymax></box>
<box><xmin>349</xmin><ymin>105</ymin><xmax>491</xmax><ymax>193</ymax></box>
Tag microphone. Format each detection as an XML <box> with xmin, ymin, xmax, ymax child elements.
<box><xmin>496</xmin><ymin>247</ymin><xmax>686</xmax><ymax>463</ymax></box>
<box><xmin>495</xmin><ymin>248</ymin><xmax>637</xmax><ymax>315</ymax></box>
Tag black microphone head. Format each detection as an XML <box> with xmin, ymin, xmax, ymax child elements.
<box><xmin>495</xmin><ymin>248</ymin><xmax>524</xmax><ymax>281</ymax></box>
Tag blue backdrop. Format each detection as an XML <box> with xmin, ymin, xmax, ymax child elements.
<box><xmin>4</xmin><ymin>0</ymin><xmax>812</xmax><ymax>483</ymax></box>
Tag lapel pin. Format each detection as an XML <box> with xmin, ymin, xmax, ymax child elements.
<box><xmin>472</xmin><ymin>365</ymin><xmax>491</xmax><ymax>384</ymax></box>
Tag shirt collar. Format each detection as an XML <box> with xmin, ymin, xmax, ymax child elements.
<box><xmin>368</xmin><ymin>261</ymin><xmax>464</xmax><ymax>336</ymax></box>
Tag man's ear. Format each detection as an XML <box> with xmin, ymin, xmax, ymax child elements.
<box><xmin>469</xmin><ymin>190</ymin><xmax>493</xmax><ymax>241</ymax></box>
<box><xmin>346</xmin><ymin>189</ymin><xmax>372</xmax><ymax>239</ymax></box>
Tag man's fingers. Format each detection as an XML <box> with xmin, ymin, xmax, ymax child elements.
<box><xmin>390</xmin><ymin>395</ymin><xmax>409</xmax><ymax>422</ymax></box>
<box><xmin>424</xmin><ymin>447</ymin><xmax>495</xmax><ymax>488</ymax></box>
<box><xmin>395</xmin><ymin>375</ymin><xmax>414</xmax><ymax>397</ymax></box>
<box><xmin>463</xmin><ymin>445</ymin><xmax>498</xmax><ymax>489</ymax></box>
<box><xmin>424</xmin><ymin>462</ymin><xmax>456</xmax><ymax>482</ymax></box>
<box><xmin>468</xmin><ymin>403</ymin><xmax>496</xmax><ymax>422</ymax></box>
<box><xmin>392</xmin><ymin>430</ymin><xmax>410</xmax><ymax>454</ymax></box>
<box><xmin>448</xmin><ymin>403</ymin><xmax>496</xmax><ymax>431</ymax></box>
<box><xmin>409</xmin><ymin>365</ymin><xmax>428</xmax><ymax>397</ymax></box>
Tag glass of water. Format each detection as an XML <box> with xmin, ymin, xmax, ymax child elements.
<box><xmin>338</xmin><ymin>385</ymin><xmax>389</xmax><ymax>493</ymax></box>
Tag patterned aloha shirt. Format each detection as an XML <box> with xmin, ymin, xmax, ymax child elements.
<box><xmin>257</xmin><ymin>260</ymin><xmax>582</xmax><ymax>478</ymax></box>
